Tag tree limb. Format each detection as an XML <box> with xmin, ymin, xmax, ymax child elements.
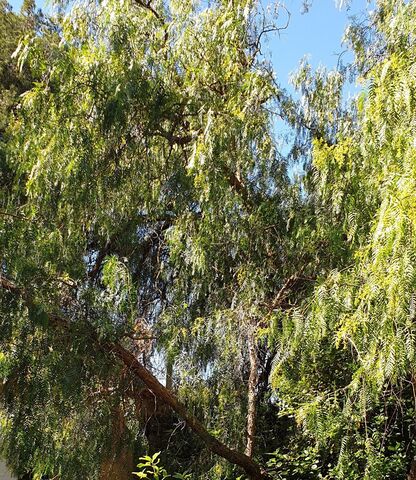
<box><xmin>0</xmin><ymin>275</ymin><xmax>270</xmax><ymax>480</ymax></box>
<box><xmin>269</xmin><ymin>273</ymin><xmax>315</xmax><ymax>311</ymax></box>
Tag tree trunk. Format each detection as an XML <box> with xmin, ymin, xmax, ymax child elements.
<box><xmin>408</xmin><ymin>374</ymin><xmax>416</xmax><ymax>480</ymax></box>
<box><xmin>165</xmin><ymin>355</ymin><xmax>173</xmax><ymax>390</ymax></box>
<box><xmin>408</xmin><ymin>458</ymin><xmax>416</xmax><ymax>480</ymax></box>
<box><xmin>246</xmin><ymin>332</ymin><xmax>258</xmax><ymax>458</ymax></box>
<box><xmin>100</xmin><ymin>407</ymin><xmax>133</xmax><ymax>480</ymax></box>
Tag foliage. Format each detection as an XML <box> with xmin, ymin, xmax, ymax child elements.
<box><xmin>270</xmin><ymin>1</ymin><xmax>416</xmax><ymax>478</ymax></box>
<box><xmin>0</xmin><ymin>0</ymin><xmax>289</xmax><ymax>477</ymax></box>
<box><xmin>133</xmin><ymin>452</ymin><xmax>191</xmax><ymax>480</ymax></box>
<box><xmin>1</xmin><ymin>0</ymin><xmax>416</xmax><ymax>479</ymax></box>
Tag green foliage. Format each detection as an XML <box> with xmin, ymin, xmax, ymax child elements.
<box><xmin>267</xmin><ymin>445</ymin><xmax>323</xmax><ymax>480</ymax></box>
<box><xmin>0</xmin><ymin>0</ymin><xmax>290</xmax><ymax>477</ymax></box>
<box><xmin>133</xmin><ymin>452</ymin><xmax>191</xmax><ymax>480</ymax></box>
<box><xmin>270</xmin><ymin>1</ymin><xmax>416</xmax><ymax>478</ymax></box>
<box><xmin>1</xmin><ymin>0</ymin><xmax>416</xmax><ymax>478</ymax></box>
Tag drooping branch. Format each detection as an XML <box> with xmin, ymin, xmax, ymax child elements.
<box><xmin>0</xmin><ymin>275</ymin><xmax>270</xmax><ymax>480</ymax></box>
<box><xmin>132</xmin><ymin>0</ymin><xmax>162</xmax><ymax>22</ymax></box>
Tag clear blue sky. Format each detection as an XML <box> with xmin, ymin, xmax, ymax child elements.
<box><xmin>268</xmin><ymin>0</ymin><xmax>368</xmax><ymax>92</ymax></box>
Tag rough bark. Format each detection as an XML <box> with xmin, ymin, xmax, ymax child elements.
<box><xmin>245</xmin><ymin>332</ymin><xmax>259</xmax><ymax>458</ymax></box>
<box><xmin>408</xmin><ymin>459</ymin><xmax>416</xmax><ymax>480</ymax></box>
<box><xmin>165</xmin><ymin>356</ymin><xmax>173</xmax><ymax>390</ymax></box>
<box><xmin>0</xmin><ymin>276</ymin><xmax>269</xmax><ymax>480</ymax></box>
<box><xmin>100</xmin><ymin>407</ymin><xmax>134</xmax><ymax>480</ymax></box>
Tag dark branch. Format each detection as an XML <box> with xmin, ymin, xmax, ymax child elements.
<box><xmin>269</xmin><ymin>273</ymin><xmax>315</xmax><ymax>311</ymax></box>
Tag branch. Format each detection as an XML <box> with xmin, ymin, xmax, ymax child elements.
<box><xmin>246</xmin><ymin>329</ymin><xmax>259</xmax><ymax>458</ymax></box>
<box><xmin>0</xmin><ymin>275</ymin><xmax>270</xmax><ymax>480</ymax></box>
<box><xmin>88</xmin><ymin>245</ymin><xmax>110</xmax><ymax>280</ymax></box>
<box><xmin>0</xmin><ymin>210</ymin><xmax>26</xmax><ymax>220</ymax></box>
<box><xmin>132</xmin><ymin>0</ymin><xmax>162</xmax><ymax>22</ymax></box>
<box><xmin>87</xmin><ymin>217</ymin><xmax>172</xmax><ymax>281</ymax></box>
<box><xmin>155</xmin><ymin>127</ymin><xmax>194</xmax><ymax>146</ymax></box>
<box><xmin>131</xmin><ymin>0</ymin><xmax>169</xmax><ymax>45</ymax></box>
<box><xmin>112</xmin><ymin>343</ymin><xmax>269</xmax><ymax>479</ymax></box>
<box><xmin>248</xmin><ymin>6</ymin><xmax>291</xmax><ymax>64</ymax></box>
<box><xmin>225</xmin><ymin>166</ymin><xmax>251</xmax><ymax>205</ymax></box>
<box><xmin>269</xmin><ymin>273</ymin><xmax>315</xmax><ymax>311</ymax></box>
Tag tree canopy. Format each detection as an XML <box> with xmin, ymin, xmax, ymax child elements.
<box><xmin>1</xmin><ymin>0</ymin><xmax>416</xmax><ymax>479</ymax></box>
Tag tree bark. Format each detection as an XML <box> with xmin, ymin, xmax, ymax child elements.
<box><xmin>165</xmin><ymin>355</ymin><xmax>173</xmax><ymax>390</ymax></box>
<box><xmin>408</xmin><ymin>458</ymin><xmax>416</xmax><ymax>480</ymax></box>
<box><xmin>0</xmin><ymin>276</ymin><xmax>269</xmax><ymax>480</ymax></box>
<box><xmin>246</xmin><ymin>331</ymin><xmax>258</xmax><ymax>458</ymax></box>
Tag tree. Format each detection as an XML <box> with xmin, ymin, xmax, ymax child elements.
<box><xmin>271</xmin><ymin>1</ymin><xmax>416</xmax><ymax>478</ymax></box>
<box><xmin>2</xmin><ymin>0</ymin><xmax>416</xmax><ymax>479</ymax></box>
<box><xmin>0</xmin><ymin>0</ymin><xmax>291</xmax><ymax>478</ymax></box>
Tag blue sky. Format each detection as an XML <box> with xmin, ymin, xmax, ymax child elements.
<box><xmin>268</xmin><ymin>0</ymin><xmax>365</xmax><ymax>91</ymax></box>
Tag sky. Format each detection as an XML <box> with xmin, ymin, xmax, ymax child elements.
<box><xmin>262</xmin><ymin>0</ymin><xmax>370</xmax><ymax>159</ymax></box>
<box><xmin>267</xmin><ymin>0</ymin><xmax>366</xmax><ymax>92</ymax></box>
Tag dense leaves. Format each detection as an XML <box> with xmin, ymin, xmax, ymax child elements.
<box><xmin>271</xmin><ymin>1</ymin><xmax>416</xmax><ymax>478</ymax></box>
<box><xmin>1</xmin><ymin>0</ymin><xmax>416</xmax><ymax>479</ymax></box>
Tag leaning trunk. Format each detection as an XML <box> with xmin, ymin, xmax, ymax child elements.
<box><xmin>246</xmin><ymin>332</ymin><xmax>258</xmax><ymax>458</ymax></box>
<box><xmin>0</xmin><ymin>276</ymin><xmax>270</xmax><ymax>480</ymax></box>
